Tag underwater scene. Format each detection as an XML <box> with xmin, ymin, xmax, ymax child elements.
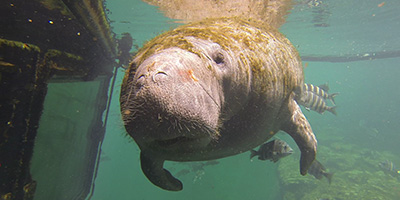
<box><xmin>83</xmin><ymin>0</ymin><xmax>400</xmax><ymax>200</ymax></box>
<box><xmin>86</xmin><ymin>0</ymin><xmax>400</xmax><ymax>200</ymax></box>
<box><xmin>3</xmin><ymin>0</ymin><xmax>395</xmax><ymax>199</ymax></box>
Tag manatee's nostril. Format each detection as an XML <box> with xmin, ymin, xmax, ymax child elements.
<box><xmin>138</xmin><ymin>74</ymin><xmax>145</xmax><ymax>81</ymax></box>
<box><xmin>152</xmin><ymin>71</ymin><xmax>168</xmax><ymax>83</ymax></box>
<box><xmin>135</xmin><ymin>74</ymin><xmax>146</xmax><ymax>89</ymax></box>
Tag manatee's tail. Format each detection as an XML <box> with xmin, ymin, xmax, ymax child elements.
<box><xmin>140</xmin><ymin>152</ymin><xmax>183</xmax><ymax>191</ymax></box>
<box><xmin>325</xmin><ymin>172</ymin><xmax>334</xmax><ymax>184</ymax></box>
<box><xmin>328</xmin><ymin>92</ymin><xmax>339</xmax><ymax>105</ymax></box>
<box><xmin>328</xmin><ymin>106</ymin><xmax>337</xmax><ymax>116</ymax></box>
<box><xmin>250</xmin><ymin>149</ymin><xmax>258</xmax><ymax>159</ymax></box>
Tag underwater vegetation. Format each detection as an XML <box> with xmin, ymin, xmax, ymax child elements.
<box><xmin>277</xmin><ymin>130</ymin><xmax>400</xmax><ymax>200</ymax></box>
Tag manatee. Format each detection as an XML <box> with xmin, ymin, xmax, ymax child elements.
<box><xmin>120</xmin><ymin>17</ymin><xmax>317</xmax><ymax>191</ymax></box>
<box><xmin>142</xmin><ymin>0</ymin><xmax>292</xmax><ymax>28</ymax></box>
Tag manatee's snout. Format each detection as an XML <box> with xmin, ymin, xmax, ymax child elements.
<box><xmin>135</xmin><ymin>70</ymin><xmax>168</xmax><ymax>88</ymax></box>
<box><xmin>122</xmin><ymin>48</ymin><xmax>222</xmax><ymax>150</ymax></box>
<box><xmin>120</xmin><ymin>47</ymin><xmax>226</xmax><ymax>191</ymax></box>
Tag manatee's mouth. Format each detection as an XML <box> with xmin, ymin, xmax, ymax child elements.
<box><xmin>127</xmin><ymin>111</ymin><xmax>219</xmax><ymax>156</ymax></box>
<box><xmin>123</xmin><ymin>85</ymin><xmax>221</xmax><ymax>149</ymax></box>
<box><xmin>154</xmin><ymin>135</ymin><xmax>213</xmax><ymax>149</ymax></box>
<box><xmin>155</xmin><ymin>136</ymin><xmax>186</xmax><ymax>147</ymax></box>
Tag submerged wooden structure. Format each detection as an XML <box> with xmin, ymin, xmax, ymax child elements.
<box><xmin>0</xmin><ymin>1</ymin><xmax>125</xmax><ymax>199</ymax></box>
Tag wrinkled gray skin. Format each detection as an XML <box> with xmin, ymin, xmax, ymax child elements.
<box><xmin>120</xmin><ymin>18</ymin><xmax>317</xmax><ymax>191</ymax></box>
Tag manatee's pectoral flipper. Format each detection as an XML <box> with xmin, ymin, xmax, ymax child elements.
<box><xmin>282</xmin><ymin>98</ymin><xmax>317</xmax><ymax>175</ymax></box>
<box><xmin>140</xmin><ymin>152</ymin><xmax>183</xmax><ymax>191</ymax></box>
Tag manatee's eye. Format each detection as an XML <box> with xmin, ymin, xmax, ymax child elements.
<box><xmin>213</xmin><ymin>52</ymin><xmax>224</xmax><ymax>64</ymax></box>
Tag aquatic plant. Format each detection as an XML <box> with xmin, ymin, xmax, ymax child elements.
<box><xmin>278</xmin><ymin>139</ymin><xmax>400</xmax><ymax>200</ymax></box>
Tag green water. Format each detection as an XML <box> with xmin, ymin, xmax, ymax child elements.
<box><xmin>90</xmin><ymin>0</ymin><xmax>400</xmax><ymax>199</ymax></box>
